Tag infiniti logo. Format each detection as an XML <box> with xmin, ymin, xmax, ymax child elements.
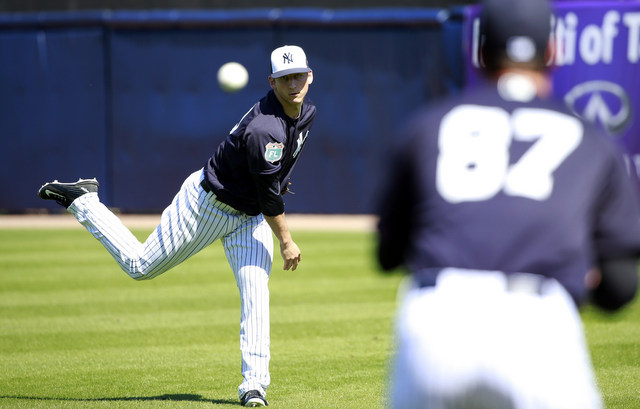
<box><xmin>564</xmin><ymin>80</ymin><xmax>632</xmax><ymax>135</ymax></box>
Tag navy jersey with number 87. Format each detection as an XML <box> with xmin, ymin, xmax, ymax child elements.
<box><xmin>377</xmin><ymin>83</ymin><xmax>640</xmax><ymax>304</ymax></box>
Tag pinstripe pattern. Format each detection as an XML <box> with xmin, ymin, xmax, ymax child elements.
<box><xmin>223</xmin><ymin>217</ymin><xmax>273</xmax><ymax>396</ymax></box>
<box><xmin>68</xmin><ymin>168</ymin><xmax>274</xmax><ymax>399</ymax></box>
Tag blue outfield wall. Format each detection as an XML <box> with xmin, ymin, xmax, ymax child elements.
<box><xmin>0</xmin><ymin>8</ymin><xmax>462</xmax><ymax>213</ymax></box>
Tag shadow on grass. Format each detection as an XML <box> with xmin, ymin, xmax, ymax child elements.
<box><xmin>0</xmin><ymin>393</ymin><xmax>238</xmax><ymax>406</ymax></box>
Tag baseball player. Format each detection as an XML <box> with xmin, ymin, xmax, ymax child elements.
<box><xmin>376</xmin><ymin>0</ymin><xmax>640</xmax><ymax>407</ymax></box>
<box><xmin>38</xmin><ymin>44</ymin><xmax>315</xmax><ymax>407</ymax></box>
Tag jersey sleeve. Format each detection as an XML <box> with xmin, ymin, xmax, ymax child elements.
<box><xmin>593</xmin><ymin>146</ymin><xmax>640</xmax><ymax>258</ymax></box>
<box><xmin>244</xmin><ymin>118</ymin><xmax>285</xmax><ymax>216</ymax></box>
<box><xmin>245</xmin><ymin>119</ymin><xmax>283</xmax><ymax>175</ymax></box>
<box><xmin>252</xmin><ymin>174</ymin><xmax>285</xmax><ymax>216</ymax></box>
<box><xmin>376</xmin><ymin>122</ymin><xmax>421</xmax><ymax>271</ymax></box>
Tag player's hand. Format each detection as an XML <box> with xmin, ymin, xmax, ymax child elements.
<box><xmin>281</xmin><ymin>240</ymin><xmax>302</xmax><ymax>271</ymax></box>
<box><xmin>585</xmin><ymin>267</ymin><xmax>602</xmax><ymax>289</ymax></box>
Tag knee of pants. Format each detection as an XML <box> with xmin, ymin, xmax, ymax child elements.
<box><xmin>236</xmin><ymin>268</ymin><xmax>270</xmax><ymax>291</ymax></box>
<box><xmin>125</xmin><ymin>266</ymin><xmax>158</xmax><ymax>281</ymax></box>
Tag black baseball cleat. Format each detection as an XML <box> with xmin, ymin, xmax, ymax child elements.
<box><xmin>240</xmin><ymin>390</ymin><xmax>268</xmax><ymax>407</ymax></box>
<box><xmin>38</xmin><ymin>178</ymin><xmax>99</xmax><ymax>208</ymax></box>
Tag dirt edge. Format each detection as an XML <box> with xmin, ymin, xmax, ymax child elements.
<box><xmin>0</xmin><ymin>214</ymin><xmax>377</xmax><ymax>232</ymax></box>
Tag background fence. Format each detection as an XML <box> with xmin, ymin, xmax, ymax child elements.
<box><xmin>2</xmin><ymin>2</ymin><xmax>637</xmax><ymax>214</ymax></box>
<box><xmin>0</xmin><ymin>8</ymin><xmax>462</xmax><ymax>213</ymax></box>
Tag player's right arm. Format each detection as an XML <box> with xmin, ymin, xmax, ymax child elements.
<box><xmin>252</xmin><ymin>172</ymin><xmax>301</xmax><ymax>271</ymax></box>
<box><xmin>243</xmin><ymin>120</ymin><xmax>302</xmax><ymax>270</ymax></box>
<box><xmin>376</xmin><ymin>141</ymin><xmax>416</xmax><ymax>271</ymax></box>
<box><xmin>264</xmin><ymin>213</ymin><xmax>301</xmax><ymax>271</ymax></box>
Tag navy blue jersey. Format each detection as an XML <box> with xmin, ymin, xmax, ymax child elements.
<box><xmin>204</xmin><ymin>90</ymin><xmax>316</xmax><ymax>216</ymax></box>
<box><xmin>377</xmin><ymin>80</ymin><xmax>640</xmax><ymax>304</ymax></box>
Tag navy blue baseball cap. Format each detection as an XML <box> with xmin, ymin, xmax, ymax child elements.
<box><xmin>480</xmin><ymin>0</ymin><xmax>552</xmax><ymax>70</ymax></box>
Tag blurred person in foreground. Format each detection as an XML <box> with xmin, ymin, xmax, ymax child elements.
<box><xmin>376</xmin><ymin>0</ymin><xmax>640</xmax><ymax>407</ymax></box>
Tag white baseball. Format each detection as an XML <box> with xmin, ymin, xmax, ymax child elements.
<box><xmin>217</xmin><ymin>62</ymin><xmax>249</xmax><ymax>93</ymax></box>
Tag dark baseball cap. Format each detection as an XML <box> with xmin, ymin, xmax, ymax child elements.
<box><xmin>480</xmin><ymin>0</ymin><xmax>552</xmax><ymax>70</ymax></box>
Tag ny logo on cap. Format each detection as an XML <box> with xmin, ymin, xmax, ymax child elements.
<box><xmin>283</xmin><ymin>52</ymin><xmax>294</xmax><ymax>64</ymax></box>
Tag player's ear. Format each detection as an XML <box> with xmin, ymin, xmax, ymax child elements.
<box><xmin>306</xmin><ymin>70</ymin><xmax>313</xmax><ymax>85</ymax></box>
<box><xmin>268</xmin><ymin>75</ymin><xmax>276</xmax><ymax>89</ymax></box>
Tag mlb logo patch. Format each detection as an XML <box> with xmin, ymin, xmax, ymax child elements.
<box><xmin>265</xmin><ymin>142</ymin><xmax>284</xmax><ymax>162</ymax></box>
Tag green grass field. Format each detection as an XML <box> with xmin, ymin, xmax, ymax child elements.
<box><xmin>1</xmin><ymin>227</ymin><xmax>639</xmax><ymax>408</ymax></box>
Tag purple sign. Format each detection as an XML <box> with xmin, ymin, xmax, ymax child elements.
<box><xmin>464</xmin><ymin>1</ymin><xmax>640</xmax><ymax>178</ymax></box>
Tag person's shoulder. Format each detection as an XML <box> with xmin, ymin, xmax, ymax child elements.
<box><xmin>532</xmin><ymin>97</ymin><xmax>615</xmax><ymax>143</ymax></box>
<box><xmin>300</xmin><ymin>99</ymin><xmax>317</xmax><ymax>124</ymax></box>
<box><xmin>246</xmin><ymin>91</ymin><xmax>278</xmax><ymax>121</ymax></box>
<box><xmin>244</xmin><ymin>101</ymin><xmax>286</xmax><ymax>139</ymax></box>
<box><xmin>526</xmin><ymin>96</ymin><xmax>628</xmax><ymax>166</ymax></box>
<box><xmin>410</xmin><ymin>82</ymin><xmax>499</xmax><ymax>117</ymax></box>
<box><xmin>302</xmin><ymin>97</ymin><xmax>317</xmax><ymax>112</ymax></box>
<box><xmin>246</xmin><ymin>112</ymin><xmax>282</xmax><ymax>133</ymax></box>
<box><xmin>403</xmin><ymin>90</ymin><xmax>466</xmax><ymax>132</ymax></box>
<box><xmin>392</xmin><ymin>97</ymin><xmax>457</xmax><ymax>153</ymax></box>
<box><xmin>577</xmin><ymin>115</ymin><xmax>626</xmax><ymax>158</ymax></box>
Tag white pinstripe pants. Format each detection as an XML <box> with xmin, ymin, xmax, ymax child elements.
<box><xmin>68</xmin><ymin>168</ymin><xmax>273</xmax><ymax>398</ymax></box>
<box><xmin>390</xmin><ymin>269</ymin><xmax>603</xmax><ymax>409</ymax></box>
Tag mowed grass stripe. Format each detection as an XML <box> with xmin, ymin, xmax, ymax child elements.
<box><xmin>0</xmin><ymin>228</ymin><xmax>401</xmax><ymax>408</ymax></box>
<box><xmin>3</xmin><ymin>227</ymin><xmax>639</xmax><ymax>408</ymax></box>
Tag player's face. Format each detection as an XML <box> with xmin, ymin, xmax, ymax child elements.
<box><xmin>269</xmin><ymin>71</ymin><xmax>313</xmax><ymax>116</ymax></box>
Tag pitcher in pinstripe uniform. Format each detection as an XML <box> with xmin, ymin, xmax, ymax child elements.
<box><xmin>38</xmin><ymin>45</ymin><xmax>316</xmax><ymax>407</ymax></box>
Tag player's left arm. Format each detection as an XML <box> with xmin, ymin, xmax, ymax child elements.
<box><xmin>376</xmin><ymin>147</ymin><xmax>416</xmax><ymax>271</ymax></box>
<box><xmin>591</xmin><ymin>144</ymin><xmax>640</xmax><ymax>310</ymax></box>
<box><xmin>589</xmin><ymin>256</ymin><xmax>639</xmax><ymax>311</ymax></box>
